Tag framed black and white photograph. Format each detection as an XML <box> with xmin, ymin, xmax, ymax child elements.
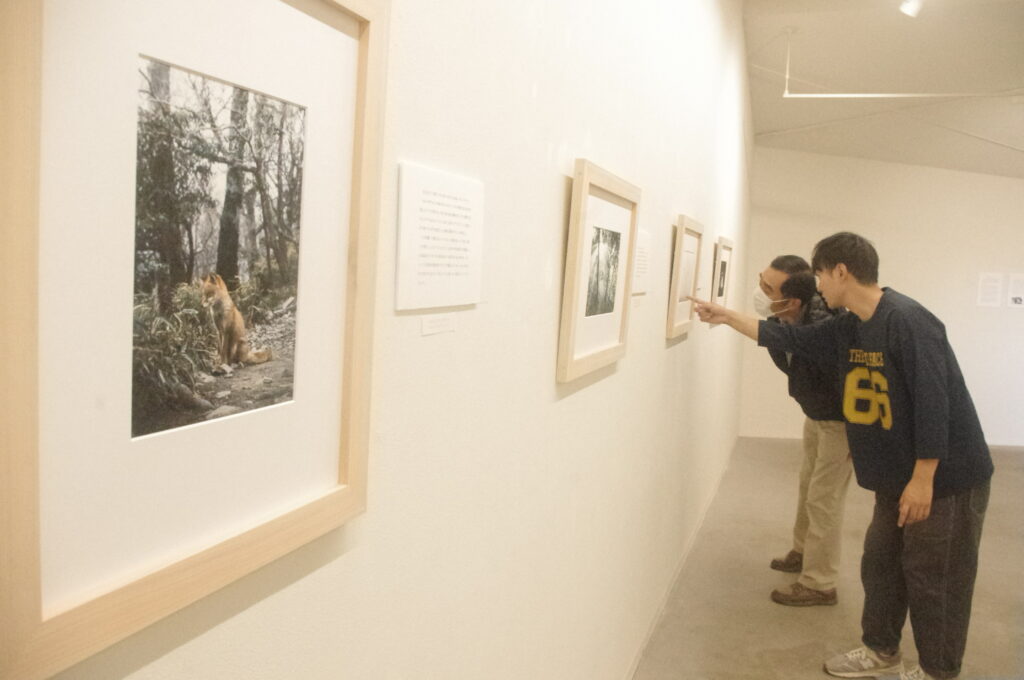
<box><xmin>667</xmin><ymin>215</ymin><xmax>704</xmax><ymax>339</ymax></box>
<box><xmin>556</xmin><ymin>159</ymin><xmax>641</xmax><ymax>383</ymax></box>
<box><xmin>711</xmin><ymin>235</ymin><xmax>735</xmax><ymax>307</ymax></box>
<box><xmin>2</xmin><ymin>0</ymin><xmax>389</xmax><ymax>677</ymax></box>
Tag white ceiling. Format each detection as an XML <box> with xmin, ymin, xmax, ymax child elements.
<box><xmin>743</xmin><ymin>0</ymin><xmax>1024</xmax><ymax>178</ymax></box>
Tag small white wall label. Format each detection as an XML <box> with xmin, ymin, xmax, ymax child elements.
<box><xmin>396</xmin><ymin>162</ymin><xmax>484</xmax><ymax>311</ymax></box>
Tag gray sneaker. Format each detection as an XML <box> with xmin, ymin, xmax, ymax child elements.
<box><xmin>877</xmin><ymin>666</ymin><xmax>935</xmax><ymax>680</ymax></box>
<box><xmin>824</xmin><ymin>645</ymin><xmax>903</xmax><ymax>678</ymax></box>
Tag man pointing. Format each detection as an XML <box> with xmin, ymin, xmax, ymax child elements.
<box><xmin>693</xmin><ymin>232</ymin><xmax>993</xmax><ymax>680</ymax></box>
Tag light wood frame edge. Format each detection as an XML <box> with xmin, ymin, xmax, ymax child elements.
<box><xmin>666</xmin><ymin>215</ymin><xmax>704</xmax><ymax>339</ymax></box>
<box><xmin>556</xmin><ymin>159</ymin><xmax>642</xmax><ymax>383</ymax></box>
<box><xmin>0</xmin><ymin>1</ymin><xmax>389</xmax><ymax>677</ymax></box>
<box><xmin>1</xmin><ymin>1</ymin><xmax>44</xmax><ymax>676</ymax></box>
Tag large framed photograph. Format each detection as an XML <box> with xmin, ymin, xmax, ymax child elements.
<box><xmin>711</xmin><ymin>235</ymin><xmax>736</xmax><ymax>307</ymax></box>
<box><xmin>0</xmin><ymin>0</ymin><xmax>389</xmax><ymax>677</ymax></box>
<box><xmin>556</xmin><ymin>159</ymin><xmax>641</xmax><ymax>382</ymax></box>
<box><xmin>667</xmin><ymin>215</ymin><xmax>704</xmax><ymax>339</ymax></box>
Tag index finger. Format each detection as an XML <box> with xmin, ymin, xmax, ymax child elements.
<box><xmin>687</xmin><ymin>296</ymin><xmax>709</xmax><ymax>306</ymax></box>
<box><xmin>897</xmin><ymin>502</ymin><xmax>910</xmax><ymax>528</ymax></box>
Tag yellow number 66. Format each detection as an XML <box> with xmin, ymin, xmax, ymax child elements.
<box><xmin>843</xmin><ymin>366</ymin><xmax>893</xmax><ymax>430</ymax></box>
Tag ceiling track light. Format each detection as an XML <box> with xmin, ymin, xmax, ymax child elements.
<box><xmin>781</xmin><ymin>31</ymin><xmax>1012</xmax><ymax>100</ymax></box>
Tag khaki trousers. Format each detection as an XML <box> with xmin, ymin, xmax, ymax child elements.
<box><xmin>792</xmin><ymin>418</ymin><xmax>853</xmax><ymax>591</ymax></box>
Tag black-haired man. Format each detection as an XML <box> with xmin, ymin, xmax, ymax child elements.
<box><xmin>692</xmin><ymin>232</ymin><xmax>993</xmax><ymax>680</ymax></box>
<box><xmin>755</xmin><ymin>255</ymin><xmax>852</xmax><ymax>608</ymax></box>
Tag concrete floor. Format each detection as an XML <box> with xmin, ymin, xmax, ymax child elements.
<box><xmin>633</xmin><ymin>438</ymin><xmax>1023</xmax><ymax>680</ymax></box>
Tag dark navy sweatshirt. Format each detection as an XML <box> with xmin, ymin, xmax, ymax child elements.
<box><xmin>758</xmin><ymin>288</ymin><xmax>993</xmax><ymax>498</ymax></box>
<box><xmin>765</xmin><ymin>295</ymin><xmax>844</xmax><ymax>422</ymax></box>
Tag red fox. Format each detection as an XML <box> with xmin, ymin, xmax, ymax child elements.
<box><xmin>200</xmin><ymin>273</ymin><xmax>272</xmax><ymax>366</ymax></box>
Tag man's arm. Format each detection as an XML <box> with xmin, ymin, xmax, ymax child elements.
<box><xmin>689</xmin><ymin>298</ymin><xmax>758</xmax><ymax>339</ymax></box>
<box><xmin>690</xmin><ymin>297</ymin><xmax>840</xmax><ymax>365</ymax></box>
<box><xmin>895</xmin><ymin>311</ymin><xmax>951</xmax><ymax>464</ymax></box>
<box><xmin>893</xmin><ymin>311</ymin><xmax>951</xmax><ymax>527</ymax></box>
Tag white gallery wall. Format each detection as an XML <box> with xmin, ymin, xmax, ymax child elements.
<box><xmin>740</xmin><ymin>146</ymin><xmax>1024</xmax><ymax>447</ymax></box>
<box><xmin>55</xmin><ymin>0</ymin><xmax>752</xmax><ymax>678</ymax></box>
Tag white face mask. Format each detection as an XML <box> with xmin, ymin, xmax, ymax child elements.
<box><xmin>753</xmin><ymin>286</ymin><xmax>790</xmax><ymax>318</ymax></box>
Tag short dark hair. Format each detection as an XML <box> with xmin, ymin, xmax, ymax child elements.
<box><xmin>780</xmin><ymin>271</ymin><xmax>817</xmax><ymax>306</ymax></box>
<box><xmin>770</xmin><ymin>254</ymin><xmax>810</xmax><ymax>275</ymax></box>
<box><xmin>811</xmin><ymin>232</ymin><xmax>879</xmax><ymax>284</ymax></box>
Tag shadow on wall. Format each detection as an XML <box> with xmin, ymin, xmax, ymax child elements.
<box><xmin>52</xmin><ymin>522</ymin><xmax>363</xmax><ymax>679</ymax></box>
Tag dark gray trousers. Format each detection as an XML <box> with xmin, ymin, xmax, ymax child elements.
<box><xmin>861</xmin><ymin>480</ymin><xmax>990</xmax><ymax>679</ymax></box>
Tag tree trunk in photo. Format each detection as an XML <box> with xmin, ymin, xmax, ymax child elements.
<box><xmin>284</xmin><ymin>131</ymin><xmax>304</xmax><ymax>245</ymax></box>
<box><xmin>261</xmin><ymin>220</ymin><xmax>275</xmax><ymax>285</ymax></box>
<box><xmin>184</xmin><ymin>219</ymin><xmax>196</xmax><ymax>283</ymax></box>
<box><xmin>255</xmin><ymin>169</ymin><xmax>290</xmax><ymax>287</ymax></box>
<box><xmin>249</xmin><ymin>98</ymin><xmax>290</xmax><ymax>288</ymax></box>
<box><xmin>272</xmin><ymin>105</ymin><xmax>294</xmax><ymax>285</ymax></box>
<box><xmin>283</xmin><ymin>106</ymin><xmax>305</xmax><ymax>241</ymax></box>
<box><xmin>216</xmin><ymin>86</ymin><xmax>249</xmax><ymax>292</ymax></box>
<box><xmin>148</xmin><ymin>59</ymin><xmax>188</xmax><ymax>314</ymax></box>
<box><xmin>242</xmin><ymin>189</ymin><xmax>260</xmax><ymax>285</ymax></box>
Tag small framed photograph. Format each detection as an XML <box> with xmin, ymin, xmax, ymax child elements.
<box><xmin>710</xmin><ymin>235</ymin><xmax>735</xmax><ymax>307</ymax></box>
<box><xmin>666</xmin><ymin>215</ymin><xmax>704</xmax><ymax>339</ymax></box>
<box><xmin>556</xmin><ymin>159</ymin><xmax>641</xmax><ymax>382</ymax></box>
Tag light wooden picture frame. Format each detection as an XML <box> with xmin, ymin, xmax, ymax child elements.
<box><xmin>710</xmin><ymin>235</ymin><xmax>735</xmax><ymax>308</ymax></box>
<box><xmin>0</xmin><ymin>0</ymin><xmax>388</xmax><ymax>677</ymax></box>
<box><xmin>666</xmin><ymin>215</ymin><xmax>704</xmax><ymax>339</ymax></box>
<box><xmin>556</xmin><ymin>159</ymin><xmax>641</xmax><ymax>383</ymax></box>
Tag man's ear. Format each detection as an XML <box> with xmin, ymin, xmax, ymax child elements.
<box><xmin>834</xmin><ymin>263</ymin><xmax>849</xmax><ymax>281</ymax></box>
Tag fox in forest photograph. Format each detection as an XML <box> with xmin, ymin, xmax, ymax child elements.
<box><xmin>201</xmin><ymin>273</ymin><xmax>272</xmax><ymax>367</ymax></box>
<box><xmin>131</xmin><ymin>56</ymin><xmax>305</xmax><ymax>438</ymax></box>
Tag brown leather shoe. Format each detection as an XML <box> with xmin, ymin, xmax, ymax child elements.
<box><xmin>771</xmin><ymin>582</ymin><xmax>837</xmax><ymax>606</ymax></box>
<box><xmin>770</xmin><ymin>550</ymin><xmax>803</xmax><ymax>573</ymax></box>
